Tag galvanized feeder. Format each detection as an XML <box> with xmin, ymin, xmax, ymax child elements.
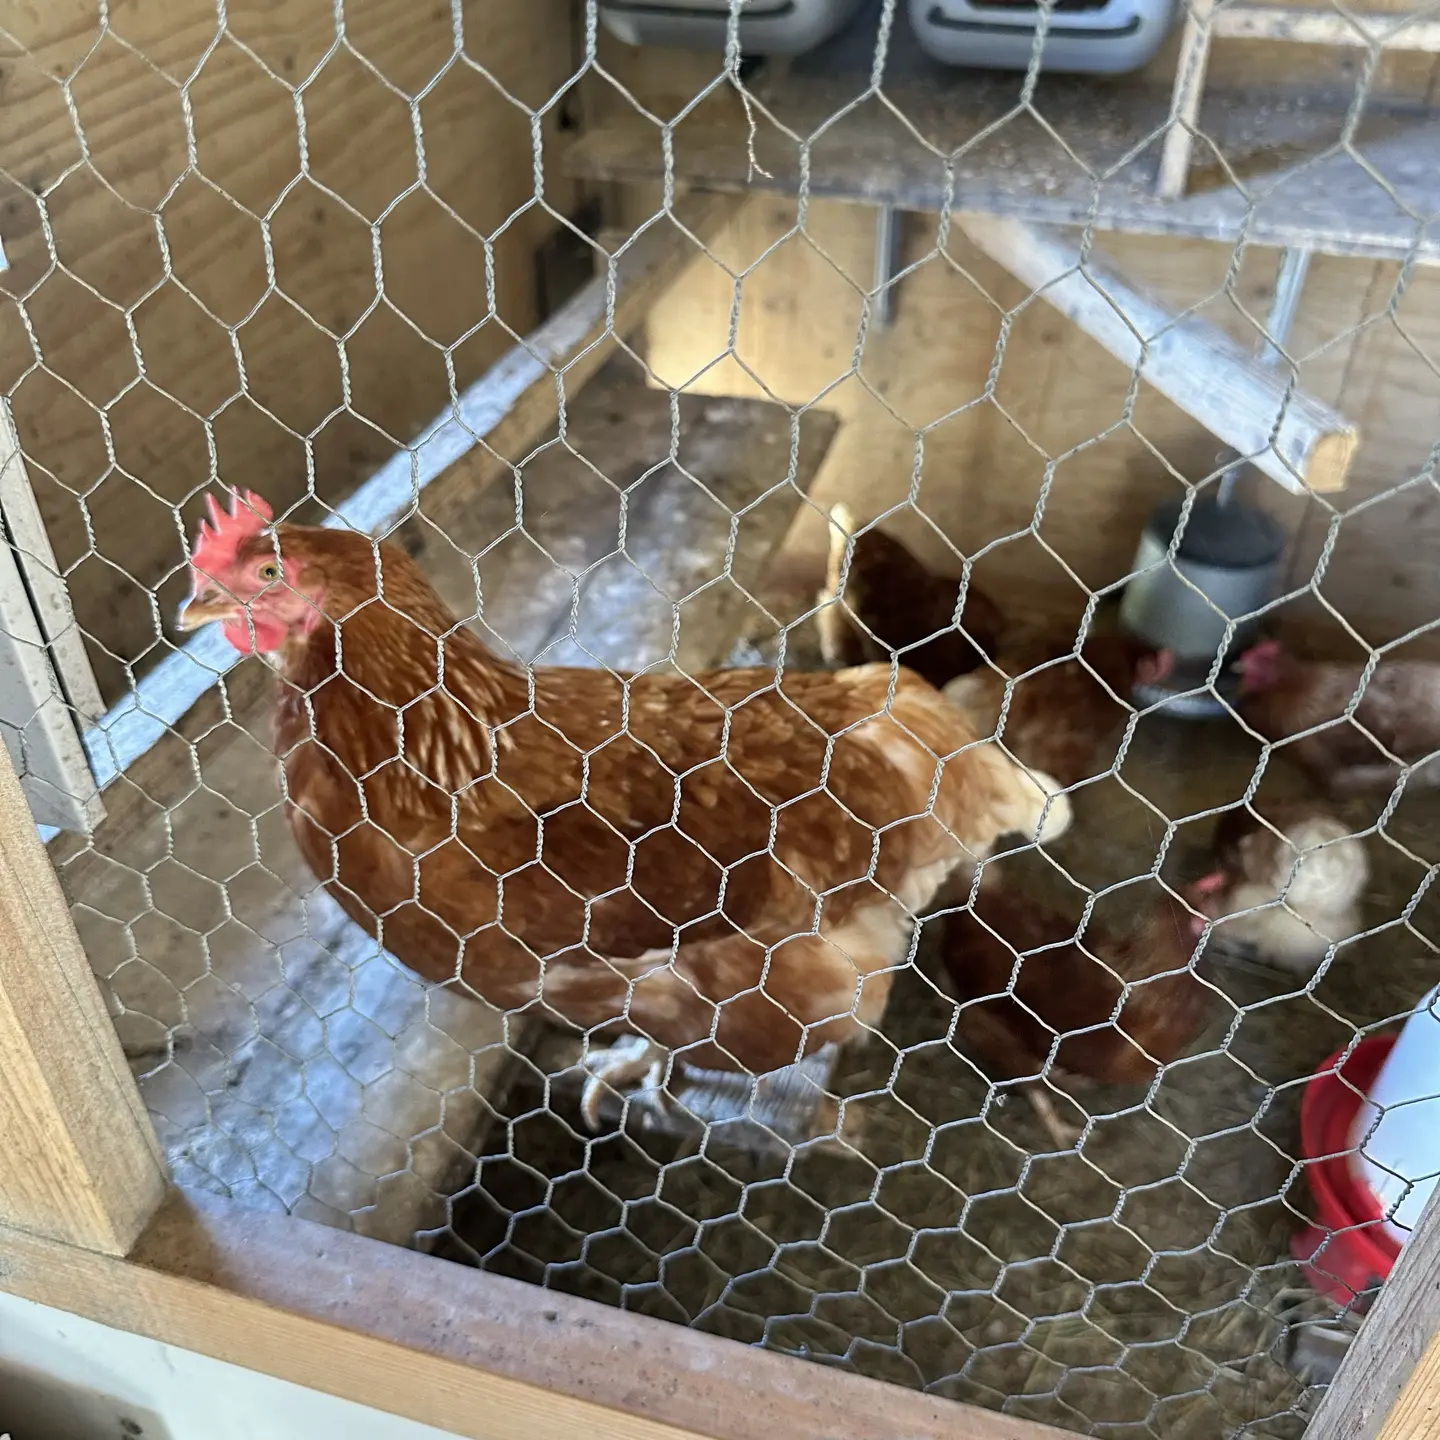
<box><xmin>1121</xmin><ymin>494</ymin><xmax>1285</xmax><ymax>718</ymax></box>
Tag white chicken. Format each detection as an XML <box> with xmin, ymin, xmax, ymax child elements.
<box><xmin>1197</xmin><ymin>804</ymin><xmax>1369</xmax><ymax>977</ymax></box>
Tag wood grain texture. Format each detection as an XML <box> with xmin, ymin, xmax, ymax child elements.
<box><xmin>1307</xmin><ymin>1184</ymin><xmax>1440</xmax><ymax>1440</ymax></box>
<box><xmin>1155</xmin><ymin>0</ymin><xmax>1217</xmax><ymax>200</ymax></box>
<box><xmin>0</xmin><ymin>1187</ymin><xmax>1075</xmax><ymax>1440</ymax></box>
<box><xmin>0</xmin><ymin>0</ymin><xmax>573</xmax><ymax>703</ymax></box>
<box><xmin>957</xmin><ymin>214</ymin><xmax>1358</xmax><ymax>493</ymax></box>
<box><xmin>1377</xmin><ymin>1337</ymin><xmax>1440</xmax><ymax>1440</ymax></box>
<box><xmin>413</xmin><ymin>192</ymin><xmax>743</xmax><ymax>544</ymax></box>
<box><xmin>567</xmin><ymin>86</ymin><xmax>1440</xmax><ymax>262</ymax></box>
<box><xmin>0</xmin><ymin>738</ymin><xmax>164</xmax><ymax>1252</ymax></box>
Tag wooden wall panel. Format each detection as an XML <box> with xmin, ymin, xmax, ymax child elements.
<box><xmin>638</xmin><ymin>194</ymin><xmax>1440</xmax><ymax>656</ymax></box>
<box><xmin>0</xmin><ymin>0</ymin><xmax>575</xmax><ymax>701</ymax></box>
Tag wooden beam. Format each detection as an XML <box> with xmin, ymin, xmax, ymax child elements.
<box><xmin>1211</xmin><ymin>7</ymin><xmax>1440</xmax><ymax>48</ymax></box>
<box><xmin>0</xmin><ymin>1188</ymin><xmax>1073</xmax><ymax>1440</ymax></box>
<box><xmin>1156</xmin><ymin>0</ymin><xmax>1217</xmax><ymax>199</ymax></box>
<box><xmin>1308</xmin><ymin>1183</ymin><xmax>1440</xmax><ymax>1440</ymax></box>
<box><xmin>957</xmin><ymin>214</ymin><xmax>1358</xmax><ymax>493</ymax></box>
<box><xmin>0</xmin><ymin>739</ymin><xmax>165</xmax><ymax>1252</ymax></box>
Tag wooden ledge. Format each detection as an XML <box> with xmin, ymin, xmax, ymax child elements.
<box><xmin>0</xmin><ymin>1188</ymin><xmax>1069</xmax><ymax>1440</ymax></box>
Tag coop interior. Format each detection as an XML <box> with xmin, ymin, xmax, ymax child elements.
<box><xmin>5</xmin><ymin>0</ymin><xmax>1440</xmax><ymax>1436</ymax></box>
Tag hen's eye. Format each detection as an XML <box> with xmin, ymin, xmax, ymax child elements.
<box><xmin>258</xmin><ymin>562</ymin><xmax>279</xmax><ymax>583</ymax></box>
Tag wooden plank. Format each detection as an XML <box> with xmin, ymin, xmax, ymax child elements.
<box><xmin>0</xmin><ymin>738</ymin><xmax>164</xmax><ymax>1251</ymax></box>
<box><xmin>0</xmin><ymin>507</ymin><xmax>104</xmax><ymax>833</ymax></box>
<box><xmin>1213</xmin><ymin>7</ymin><xmax>1440</xmax><ymax>48</ymax></box>
<box><xmin>0</xmin><ymin>1187</ymin><xmax>1075</xmax><ymax>1440</ymax></box>
<box><xmin>0</xmin><ymin>401</ymin><xmax>105</xmax><ymax>728</ymax></box>
<box><xmin>0</xmin><ymin>396</ymin><xmax>106</xmax><ymax>834</ymax></box>
<box><xmin>1377</xmin><ymin>1336</ymin><xmax>1440</xmax><ymax>1440</ymax></box>
<box><xmin>565</xmin><ymin>89</ymin><xmax>1440</xmax><ymax>262</ymax></box>
<box><xmin>957</xmin><ymin>214</ymin><xmax>1358</xmax><ymax>492</ymax></box>
<box><xmin>1308</xmin><ymin>1184</ymin><xmax>1440</xmax><ymax>1440</ymax></box>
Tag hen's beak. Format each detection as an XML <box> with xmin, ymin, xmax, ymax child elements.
<box><xmin>176</xmin><ymin>586</ymin><xmax>236</xmax><ymax>632</ymax></box>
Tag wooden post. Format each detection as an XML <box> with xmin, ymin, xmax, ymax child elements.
<box><xmin>1156</xmin><ymin>0</ymin><xmax>1216</xmax><ymax>199</ymax></box>
<box><xmin>1307</xmin><ymin>1182</ymin><xmax>1440</xmax><ymax>1440</ymax></box>
<box><xmin>0</xmin><ymin>741</ymin><xmax>166</xmax><ymax>1252</ymax></box>
<box><xmin>958</xmin><ymin>214</ymin><xmax>1359</xmax><ymax>493</ymax></box>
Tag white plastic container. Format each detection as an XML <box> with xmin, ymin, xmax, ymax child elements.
<box><xmin>599</xmin><ymin>0</ymin><xmax>866</xmax><ymax>56</ymax></box>
<box><xmin>910</xmin><ymin>0</ymin><xmax>1177</xmax><ymax>75</ymax></box>
<box><xmin>1348</xmin><ymin>985</ymin><xmax>1440</xmax><ymax>1244</ymax></box>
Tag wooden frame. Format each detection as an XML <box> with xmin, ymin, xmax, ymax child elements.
<box><xmin>1157</xmin><ymin>3</ymin><xmax>1440</xmax><ymax>199</ymax></box>
<box><xmin>0</xmin><ymin>1189</ymin><xmax>1074</xmax><ymax>1440</ymax></box>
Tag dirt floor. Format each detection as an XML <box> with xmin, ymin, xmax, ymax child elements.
<box><xmin>435</xmin><ymin>598</ymin><xmax>1440</xmax><ymax>1440</ymax></box>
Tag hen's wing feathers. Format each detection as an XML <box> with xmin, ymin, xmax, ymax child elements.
<box><xmin>433</xmin><ymin>663</ymin><xmax>990</xmax><ymax>959</ymax></box>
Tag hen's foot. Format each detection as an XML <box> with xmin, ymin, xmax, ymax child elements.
<box><xmin>1026</xmin><ymin>1084</ymin><xmax>1084</xmax><ymax>1151</ymax></box>
<box><xmin>580</xmin><ymin>1036</ymin><xmax>671</xmax><ymax>1131</ymax></box>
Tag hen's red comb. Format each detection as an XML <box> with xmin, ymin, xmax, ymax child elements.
<box><xmin>190</xmin><ymin>488</ymin><xmax>273</xmax><ymax>581</ymax></box>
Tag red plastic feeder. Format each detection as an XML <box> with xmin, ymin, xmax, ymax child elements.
<box><xmin>1291</xmin><ymin>1035</ymin><xmax>1401</xmax><ymax>1307</ymax></box>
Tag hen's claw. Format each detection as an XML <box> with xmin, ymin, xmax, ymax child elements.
<box><xmin>579</xmin><ymin>1036</ymin><xmax>671</xmax><ymax>1131</ymax></box>
<box><xmin>1026</xmin><ymin>1084</ymin><xmax>1084</xmax><ymax>1151</ymax></box>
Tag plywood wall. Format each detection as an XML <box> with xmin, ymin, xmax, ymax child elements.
<box><xmin>0</xmin><ymin>0</ymin><xmax>576</xmax><ymax>701</ymax></box>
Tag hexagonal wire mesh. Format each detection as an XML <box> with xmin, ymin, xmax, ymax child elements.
<box><xmin>2</xmin><ymin>0</ymin><xmax>1440</xmax><ymax>1435</ymax></box>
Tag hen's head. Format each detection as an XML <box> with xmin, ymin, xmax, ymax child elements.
<box><xmin>177</xmin><ymin>489</ymin><xmax>318</xmax><ymax>654</ymax></box>
<box><xmin>1235</xmin><ymin>637</ymin><xmax>1284</xmax><ymax>693</ymax></box>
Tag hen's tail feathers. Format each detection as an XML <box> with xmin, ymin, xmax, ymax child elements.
<box><xmin>982</xmin><ymin>757</ymin><xmax>1073</xmax><ymax>848</ymax></box>
<box><xmin>817</xmin><ymin>503</ymin><xmax>858</xmax><ymax>669</ymax></box>
<box><xmin>1023</xmin><ymin>768</ymin><xmax>1074</xmax><ymax>846</ymax></box>
<box><xmin>825</xmin><ymin>502</ymin><xmax>857</xmax><ymax>596</ymax></box>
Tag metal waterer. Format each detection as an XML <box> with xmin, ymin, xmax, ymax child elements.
<box><xmin>1121</xmin><ymin>494</ymin><xmax>1284</xmax><ymax>717</ymax></box>
<box><xmin>1120</xmin><ymin>248</ymin><xmax>1309</xmax><ymax>717</ymax></box>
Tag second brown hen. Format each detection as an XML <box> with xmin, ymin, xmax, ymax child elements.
<box><xmin>942</xmin><ymin>633</ymin><xmax>1160</xmax><ymax>788</ymax></box>
<box><xmin>816</xmin><ymin>503</ymin><xmax>1003</xmax><ymax>688</ymax></box>
<box><xmin>1235</xmin><ymin>638</ymin><xmax>1440</xmax><ymax>795</ymax></box>
<box><xmin>939</xmin><ymin>877</ymin><xmax>1214</xmax><ymax>1149</ymax></box>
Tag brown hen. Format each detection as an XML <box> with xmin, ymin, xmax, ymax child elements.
<box><xmin>941</xmin><ymin>633</ymin><xmax>1158</xmax><ymax>788</ymax></box>
<box><xmin>178</xmin><ymin>491</ymin><xmax>1071</xmax><ymax>1127</ymax></box>
<box><xmin>1235</xmin><ymin>638</ymin><xmax>1440</xmax><ymax>795</ymax></box>
<box><xmin>816</xmin><ymin>503</ymin><xmax>1003</xmax><ymax>688</ymax></box>
<box><xmin>940</xmin><ymin>877</ymin><xmax>1214</xmax><ymax>1149</ymax></box>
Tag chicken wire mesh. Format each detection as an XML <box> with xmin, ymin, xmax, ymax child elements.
<box><xmin>2</xmin><ymin>1</ymin><xmax>1440</xmax><ymax>1436</ymax></box>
